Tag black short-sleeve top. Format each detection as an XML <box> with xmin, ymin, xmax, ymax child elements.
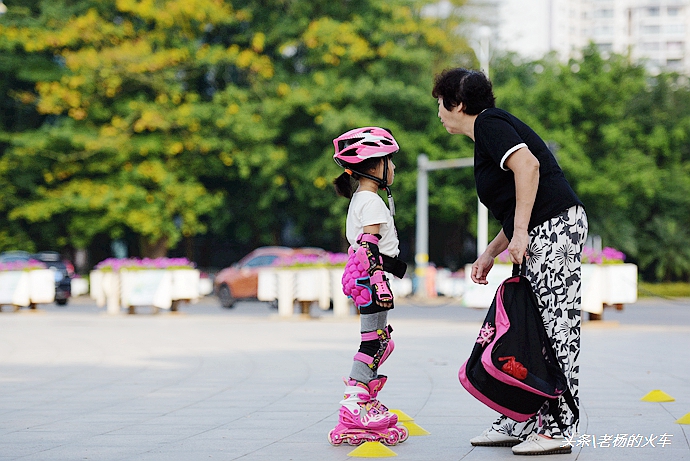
<box><xmin>473</xmin><ymin>108</ymin><xmax>583</xmax><ymax>240</ymax></box>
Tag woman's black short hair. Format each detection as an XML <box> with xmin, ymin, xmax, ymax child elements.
<box><xmin>431</xmin><ymin>68</ymin><xmax>496</xmax><ymax>115</ymax></box>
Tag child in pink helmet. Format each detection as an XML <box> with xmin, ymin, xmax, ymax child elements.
<box><xmin>328</xmin><ymin>127</ymin><xmax>409</xmax><ymax>447</ymax></box>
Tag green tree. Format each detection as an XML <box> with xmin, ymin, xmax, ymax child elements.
<box><xmin>220</xmin><ymin>0</ymin><xmax>475</xmax><ymax>256</ymax></box>
<box><xmin>0</xmin><ymin>0</ymin><xmax>67</xmax><ymax>253</ymax></box>
<box><xmin>492</xmin><ymin>46</ymin><xmax>690</xmax><ymax>281</ymax></box>
<box><xmin>1</xmin><ymin>0</ymin><xmax>474</xmax><ymax>264</ymax></box>
<box><xmin>0</xmin><ymin>0</ymin><xmax>271</xmax><ymax>256</ymax></box>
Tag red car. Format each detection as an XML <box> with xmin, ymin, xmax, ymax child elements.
<box><xmin>213</xmin><ymin>246</ymin><xmax>328</xmax><ymax>308</ymax></box>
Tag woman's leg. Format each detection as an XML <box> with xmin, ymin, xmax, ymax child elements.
<box><xmin>491</xmin><ymin>205</ymin><xmax>588</xmax><ymax>439</ymax></box>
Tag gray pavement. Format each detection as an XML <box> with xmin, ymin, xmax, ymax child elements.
<box><xmin>0</xmin><ymin>295</ymin><xmax>689</xmax><ymax>460</ymax></box>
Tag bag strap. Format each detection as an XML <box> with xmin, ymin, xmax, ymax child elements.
<box><xmin>512</xmin><ymin>263</ymin><xmax>527</xmax><ymax>277</ymax></box>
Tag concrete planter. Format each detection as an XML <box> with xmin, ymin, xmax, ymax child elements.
<box><xmin>0</xmin><ymin>269</ymin><xmax>55</xmax><ymax>309</ymax></box>
<box><xmin>601</xmin><ymin>264</ymin><xmax>638</xmax><ymax>305</ymax></box>
<box><xmin>71</xmin><ymin>277</ymin><xmax>89</xmax><ymax>297</ymax></box>
<box><xmin>170</xmin><ymin>269</ymin><xmax>201</xmax><ymax>303</ymax></box>
<box><xmin>257</xmin><ymin>269</ymin><xmax>278</xmax><ymax>302</ymax></box>
<box><xmin>90</xmin><ymin>270</ymin><xmax>121</xmax><ymax>314</ymax></box>
<box><xmin>89</xmin><ymin>270</ymin><xmax>104</xmax><ymax>305</ymax></box>
<box><xmin>329</xmin><ymin>269</ymin><xmax>352</xmax><ymax>317</ymax></box>
<box><xmin>120</xmin><ymin>269</ymin><xmax>173</xmax><ymax>311</ymax></box>
<box><xmin>276</xmin><ymin>270</ymin><xmax>295</xmax><ymax>317</ymax></box>
<box><xmin>581</xmin><ymin>264</ymin><xmax>605</xmax><ymax>315</ymax></box>
<box><xmin>256</xmin><ymin>267</ymin><xmax>409</xmax><ymax>317</ymax></box>
<box><xmin>294</xmin><ymin>268</ymin><xmax>331</xmax><ymax>310</ymax></box>
<box><xmin>91</xmin><ymin>268</ymin><xmax>200</xmax><ymax>314</ymax></box>
<box><xmin>460</xmin><ymin>263</ymin><xmax>637</xmax><ymax>316</ymax></box>
<box><xmin>258</xmin><ymin>267</ymin><xmax>351</xmax><ymax>317</ymax></box>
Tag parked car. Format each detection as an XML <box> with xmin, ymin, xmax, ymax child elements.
<box><xmin>0</xmin><ymin>250</ymin><xmax>33</xmax><ymax>263</ymax></box>
<box><xmin>214</xmin><ymin>246</ymin><xmax>328</xmax><ymax>308</ymax></box>
<box><xmin>32</xmin><ymin>251</ymin><xmax>72</xmax><ymax>306</ymax></box>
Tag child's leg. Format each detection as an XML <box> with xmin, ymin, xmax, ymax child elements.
<box><xmin>349</xmin><ymin>311</ymin><xmax>390</xmax><ymax>383</ymax></box>
<box><xmin>329</xmin><ymin>310</ymin><xmax>408</xmax><ymax>446</ymax></box>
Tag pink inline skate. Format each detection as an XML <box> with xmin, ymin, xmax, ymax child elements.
<box><xmin>366</xmin><ymin>376</ymin><xmax>409</xmax><ymax>443</ymax></box>
<box><xmin>328</xmin><ymin>380</ymin><xmax>407</xmax><ymax>446</ymax></box>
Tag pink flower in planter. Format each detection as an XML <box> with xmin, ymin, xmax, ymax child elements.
<box><xmin>326</xmin><ymin>252</ymin><xmax>349</xmax><ymax>266</ymax></box>
<box><xmin>582</xmin><ymin>247</ymin><xmax>603</xmax><ymax>264</ymax></box>
<box><xmin>581</xmin><ymin>246</ymin><xmax>625</xmax><ymax>264</ymax></box>
<box><xmin>95</xmin><ymin>257</ymin><xmax>195</xmax><ymax>271</ymax></box>
<box><xmin>601</xmin><ymin>247</ymin><xmax>625</xmax><ymax>263</ymax></box>
<box><xmin>0</xmin><ymin>259</ymin><xmax>47</xmax><ymax>271</ymax></box>
<box><xmin>272</xmin><ymin>252</ymin><xmax>348</xmax><ymax>268</ymax></box>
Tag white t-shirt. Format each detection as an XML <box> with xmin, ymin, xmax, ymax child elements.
<box><xmin>346</xmin><ymin>191</ymin><xmax>400</xmax><ymax>257</ymax></box>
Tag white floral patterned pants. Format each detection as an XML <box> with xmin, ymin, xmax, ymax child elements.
<box><xmin>491</xmin><ymin>205</ymin><xmax>588</xmax><ymax>439</ymax></box>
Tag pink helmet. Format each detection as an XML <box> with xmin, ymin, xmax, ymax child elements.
<box><xmin>333</xmin><ymin>126</ymin><xmax>399</xmax><ymax>167</ymax></box>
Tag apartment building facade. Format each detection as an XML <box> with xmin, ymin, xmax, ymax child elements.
<box><xmin>457</xmin><ymin>0</ymin><xmax>690</xmax><ymax>73</ymax></box>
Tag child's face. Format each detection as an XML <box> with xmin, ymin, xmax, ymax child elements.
<box><xmin>387</xmin><ymin>157</ymin><xmax>395</xmax><ymax>186</ymax></box>
<box><xmin>374</xmin><ymin>156</ymin><xmax>395</xmax><ymax>186</ymax></box>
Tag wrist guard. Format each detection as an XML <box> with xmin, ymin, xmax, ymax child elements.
<box><xmin>369</xmin><ymin>270</ymin><xmax>393</xmax><ymax>304</ymax></box>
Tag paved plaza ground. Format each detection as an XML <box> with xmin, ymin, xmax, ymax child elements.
<box><xmin>0</xmin><ymin>294</ymin><xmax>688</xmax><ymax>460</ymax></box>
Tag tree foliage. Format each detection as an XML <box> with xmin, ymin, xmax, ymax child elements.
<box><xmin>2</xmin><ymin>2</ymin><xmax>689</xmax><ymax>281</ymax></box>
<box><xmin>492</xmin><ymin>47</ymin><xmax>690</xmax><ymax>281</ymax></box>
<box><xmin>0</xmin><ymin>0</ymin><xmax>472</xmax><ymax>260</ymax></box>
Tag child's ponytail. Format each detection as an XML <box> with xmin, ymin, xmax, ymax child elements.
<box><xmin>334</xmin><ymin>172</ymin><xmax>354</xmax><ymax>198</ymax></box>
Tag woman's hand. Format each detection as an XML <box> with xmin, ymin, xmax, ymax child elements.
<box><xmin>471</xmin><ymin>252</ymin><xmax>495</xmax><ymax>285</ymax></box>
<box><xmin>471</xmin><ymin>229</ymin><xmax>509</xmax><ymax>285</ymax></box>
<box><xmin>508</xmin><ymin>228</ymin><xmax>530</xmax><ymax>264</ymax></box>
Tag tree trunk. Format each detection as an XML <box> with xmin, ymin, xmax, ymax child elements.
<box><xmin>185</xmin><ymin>236</ymin><xmax>194</xmax><ymax>261</ymax></box>
<box><xmin>140</xmin><ymin>236</ymin><xmax>168</xmax><ymax>258</ymax></box>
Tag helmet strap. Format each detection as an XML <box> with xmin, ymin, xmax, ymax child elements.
<box><xmin>381</xmin><ymin>157</ymin><xmax>389</xmax><ymax>190</ymax></box>
<box><xmin>385</xmin><ymin>186</ymin><xmax>396</xmax><ymax>216</ymax></box>
<box><xmin>352</xmin><ymin>170</ymin><xmax>386</xmax><ymax>188</ymax></box>
<box><xmin>349</xmin><ymin>163</ymin><xmax>395</xmax><ymax>217</ymax></box>
<box><xmin>381</xmin><ymin>159</ymin><xmax>395</xmax><ymax>216</ymax></box>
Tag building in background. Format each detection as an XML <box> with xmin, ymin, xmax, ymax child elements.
<box><xmin>624</xmin><ymin>0</ymin><xmax>689</xmax><ymax>73</ymax></box>
<box><xmin>449</xmin><ymin>0</ymin><xmax>690</xmax><ymax>74</ymax></box>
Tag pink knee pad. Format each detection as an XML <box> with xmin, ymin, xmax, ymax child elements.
<box><xmin>342</xmin><ymin>247</ymin><xmax>372</xmax><ymax>308</ymax></box>
<box><xmin>353</xmin><ymin>325</ymin><xmax>395</xmax><ymax>370</ymax></box>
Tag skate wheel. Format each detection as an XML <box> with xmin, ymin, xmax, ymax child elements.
<box><xmin>348</xmin><ymin>435</ymin><xmax>364</xmax><ymax>446</ymax></box>
<box><xmin>328</xmin><ymin>429</ymin><xmax>344</xmax><ymax>446</ymax></box>
<box><xmin>382</xmin><ymin>429</ymin><xmax>400</xmax><ymax>446</ymax></box>
<box><xmin>395</xmin><ymin>425</ymin><xmax>409</xmax><ymax>443</ymax></box>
